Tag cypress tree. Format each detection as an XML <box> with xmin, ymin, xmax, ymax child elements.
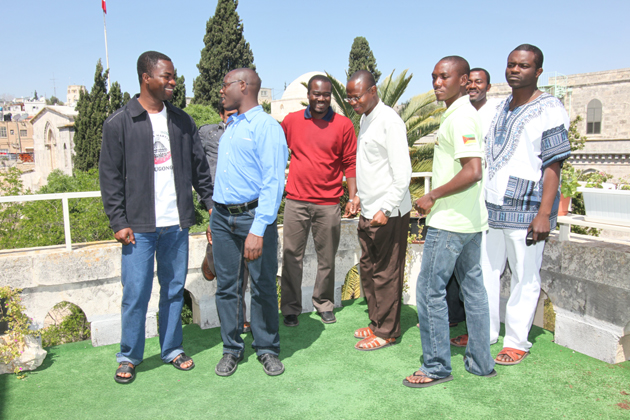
<box><xmin>73</xmin><ymin>59</ymin><xmax>109</xmax><ymax>172</ymax></box>
<box><xmin>171</xmin><ymin>69</ymin><xmax>187</xmax><ymax>109</ymax></box>
<box><xmin>347</xmin><ymin>36</ymin><xmax>381</xmax><ymax>83</ymax></box>
<box><xmin>109</xmin><ymin>81</ymin><xmax>124</xmax><ymax>113</ymax></box>
<box><xmin>192</xmin><ymin>0</ymin><xmax>255</xmax><ymax>110</ymax></box>
<box><xmin>122</xmin><ymin>92</ymin><xmax>130</xmax><ymax>106</ymax></box>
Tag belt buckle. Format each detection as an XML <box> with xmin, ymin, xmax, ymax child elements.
<box><xmin>227</xmin><ymin>205</ymin><xmax>243</xmax><ymax>215</ymax></box>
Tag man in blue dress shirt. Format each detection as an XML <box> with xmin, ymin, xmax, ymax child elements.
<box><xmin>209</xmin><ymin>68</ymin><xmax>289</xmax><ymax>377</ymax></box>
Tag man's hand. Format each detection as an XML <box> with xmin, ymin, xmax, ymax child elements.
<box><xmin>528</xmin><ymin>213</ymin><xmax>551</xmax><ymax>243</ymax></box>
<box><xmin>370</xmin><ymin>210</ymin><xmax>389</xmax><ymax>227</ymax></box>
<box><xmin>244</xmin><ymin>233</ymin><xmax>263</xmax><ymax>261</ymax></box>
<box><xmin>349</xmin><ymin>196</ymin><xmax>361</xmax><ymax>216</ymax></box>
<box><xmin>115</xmin><ymin>228</ymin><xmax>135</xmax><ymax>245</ymax></box>
<box><xmin>343</xmin><ymin>197</ymin><xmax>359</xmax><ymax>218</ymax></box>
<box><xmin>415</xmin><ymin>191</ymin><xmax>436</xmax><ymax>215</ymax></box>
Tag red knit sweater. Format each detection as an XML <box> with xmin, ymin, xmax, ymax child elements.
<box><xmin>281</xmin><ymin>109</ymin><xmax>357</xmax><ymax>205</ymax></box>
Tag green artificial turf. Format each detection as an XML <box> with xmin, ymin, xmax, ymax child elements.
<box><xmin>1</xmin><ymin>299</ymin><xmax>629</xmax><ymax>420</ymax></box>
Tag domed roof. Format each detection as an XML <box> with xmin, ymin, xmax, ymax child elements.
<box><xmin>280</xmin><ymin>71</ymin><xmax>326</xmax><ymax>100</ymax></box>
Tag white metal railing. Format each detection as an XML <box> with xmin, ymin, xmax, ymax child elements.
<box><xmin>0</xmin><ymin>173</ymin><xmax>432</xmax><ymax>252</ymax></box>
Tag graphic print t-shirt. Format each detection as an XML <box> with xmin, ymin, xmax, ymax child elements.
<box><xmin>149</xmin><ymin>105</ymin><xmax>180</xmax><ymax>227</ymax></box>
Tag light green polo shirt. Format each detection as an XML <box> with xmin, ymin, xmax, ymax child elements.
<box><xmin>426</xmin><ymin>95</ymin><xmax>488</xmax><ymax>233</ymax></box>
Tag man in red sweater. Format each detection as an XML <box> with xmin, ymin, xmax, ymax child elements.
<box><xmin>280</xmin><ymin>75</ymin><xmax>358</xmax><ymax>326</ymax></box>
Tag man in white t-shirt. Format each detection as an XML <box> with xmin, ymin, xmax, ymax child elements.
<box><xmin>100</xmin><ymin>51</ymin><xmax>214</xmax><ymax>384</ymax></box>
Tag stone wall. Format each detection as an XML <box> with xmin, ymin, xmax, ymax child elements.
<box><xmin>1</xmin><ymin>223</ymin><xmax>628</xmax><ymax>364</ymax></box>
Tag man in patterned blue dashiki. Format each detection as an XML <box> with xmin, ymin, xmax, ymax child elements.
<box><xmin>483</xmin><ymin>44</ymin><xmax>571</xmax><ymax>365</ymax></box>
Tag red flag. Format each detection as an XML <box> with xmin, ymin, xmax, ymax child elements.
<box><xmin>102</xmin><ymin>0</ymin><xmax>107</xmax><ymax>14</ymax></box>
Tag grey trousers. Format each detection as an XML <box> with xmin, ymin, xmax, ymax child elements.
<box><xmin>280</xmin><ymin>199</ymin><xmax>341</xmax><ymax>315</ymax></box>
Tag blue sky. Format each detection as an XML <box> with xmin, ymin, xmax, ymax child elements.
<box><xmin>2</xmin><ymin>0</ymin><xmax>629</xmax><ymax>103</ymax></box>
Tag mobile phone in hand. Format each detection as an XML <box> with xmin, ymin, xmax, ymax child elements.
<box><xmin>526</xmin><ymin>230</ymin><xmax>534</xmax><ymax>246</ymax></box>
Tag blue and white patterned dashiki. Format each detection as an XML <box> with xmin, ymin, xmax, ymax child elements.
<box><xmin>485</xmin><ymin>93</ymin><xmax>571</xmax><ymax>230</ymax></box>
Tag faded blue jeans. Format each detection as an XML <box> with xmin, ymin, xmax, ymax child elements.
<box><xmin>416</xmin><ymin>227</ymin><xmax>495</xmax><ymax>378</ymax></box>
<box><xmin>117</xmin><ymin>225</ymin><xmax>188</xmax><ymax>366</ymax></box>
<box><xmin>211</xmin><ymin>205</ymin><xmax>280</xmax><ymax>358</ymax></box>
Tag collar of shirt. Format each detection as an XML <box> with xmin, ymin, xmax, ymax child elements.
<box><xmin>304</xmin><ymin>105</ymin><xmax>334</xmax><ymax>121</ymax></box>
<box><xmin>442</xmin><ymin>95</ymin><xmax>472</xmax><ymax>122</ymax></box>
<box><xmin>362</xmin><ymin>99</ymin><xmax>384</xmax><ymax>126</ymax></box>
<box><xmin>227</xmin><ymin>105</ymin><xmax>264</xmax><ymax>126</ymax></box>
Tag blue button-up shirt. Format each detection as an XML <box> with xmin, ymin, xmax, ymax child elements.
<box><xmin>213</xmin><ymin>105</ymin><xmax>288</xmax><ymax>236</ymax></box>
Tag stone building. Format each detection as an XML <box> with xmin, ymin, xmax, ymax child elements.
<box><xmin>488</xmin><ymin>68</ymin><xmax>630</xmax><ymax>180</ymax></box>
<box><xmin>0</xmin><ymin>120</ymin><xmax>34</xmax><ymax>155</ymax></box>
<box><xmin>27</xmin><ymin>106</ymin><xmax>78</xmax><ymax>188</ymax></box>
<box><xmin>66</xmin><ymin>85</ymin><xmax>86</xmax><ymax>107</ymax></box>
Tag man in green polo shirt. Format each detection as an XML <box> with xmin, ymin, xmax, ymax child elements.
<box><xmin>403</xmin><ymin>56</ymin><xmax>495</xmax><ymax>388</ymax></box>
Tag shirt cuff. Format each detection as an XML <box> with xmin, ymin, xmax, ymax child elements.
<box><xmin>250</xmin><ymin>220</ymin><xmax>267</xmax><ymax>237</ymax></box>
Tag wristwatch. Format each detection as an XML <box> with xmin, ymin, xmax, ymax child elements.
<box><xmin>380</xmin><ymin>208</ymin><xmax>391</xmax><ymax>217</ymax></box>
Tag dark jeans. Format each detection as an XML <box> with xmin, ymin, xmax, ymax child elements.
<box><xmin>211</xmin><ymin>205</ymin><xmax>280</xmax><ymax>358</ymax></box>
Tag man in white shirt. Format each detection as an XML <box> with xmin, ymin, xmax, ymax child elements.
<box><xmin>449</xmin><ymin>67</ymin><xmax>502</xmax><ymax>349</ymax></box>
<box><xmin>346</xmin><ymin>70</ymin><xmax>412</xmax><ymax>351</ymax></box>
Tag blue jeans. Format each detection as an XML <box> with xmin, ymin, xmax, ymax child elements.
<box><xmin>117</xmin><ymin>226</ymin><xmax>188</xmax><ymax>366</ymax></box>
<box><xmin>416</xmin><ymin>227</ymin><xmax>494</xmax><ymax>378</ymax></box>
<box><xmin>211</xmin><ymin>205</ymin><xmax>280</xmax><ymax>358</ymax></box>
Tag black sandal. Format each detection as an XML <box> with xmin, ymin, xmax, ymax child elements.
<box><xmin>171</xmin><ymin>353</ymin><xmax>195</xmax><ymax>371</ymax></box>
<box><xmin>114</xmin><ymin>361</ymin><xmax>136</xmax><ymax>384</ymax></box>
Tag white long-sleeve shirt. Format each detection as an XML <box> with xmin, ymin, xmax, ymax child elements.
<box><xmin>356</xmin><ymin>100</ymin><xmax>412</xmax><ymax>219</ymax></box>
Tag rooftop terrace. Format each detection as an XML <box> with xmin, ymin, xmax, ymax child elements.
<box><xmin>1</xmin><ymin>298</ymin><xmax>629</xmax><ymax>420</ymax></box>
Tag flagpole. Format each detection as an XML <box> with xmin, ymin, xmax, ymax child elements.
<box><xmin>103</xmin><ymin>6</ymin><xmax>111</xmax><ymax>91</ymax></box>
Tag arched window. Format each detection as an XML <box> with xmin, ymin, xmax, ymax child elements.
<box><xmin>586</xmin><ymin>99</ymin><xmax>602</xmax><ymax>134</ymax></box>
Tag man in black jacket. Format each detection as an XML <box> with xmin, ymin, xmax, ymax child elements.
<box><xmin>99</xmin><ymin>51</ymin><xmax>214</xmax><ymax>384</ymax></box>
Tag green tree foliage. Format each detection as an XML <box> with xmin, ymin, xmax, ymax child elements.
<box><xmin>0</xmin><ymin>168</ymin><xmax>113</xmax><ymax>250</ymax></box>
<box><xmin>41</xmin><ymin>302</ymin><xmax>91</xmax><ymax>347</ymax></box>
<box><xmin>193</xmin><ymin>0</ymin><xmax>255</xmax><ymax>110</ymax></box>
<box><xmin>109</xmin><ymin>81</ymin><xmax>124</xmax><ymax>113</ymax></box>
<box><xmin>171</xmin><ymin>69</ymin><xmax>187</xmax><ymax>109</ymax></box>
<box><xmin>33</xmin><ymin>90</ymin><xmax>38</xmax><ymax>100</ymax></box>
<box><xmin>122</xmin><ymin>92</ymin><xmax>131</xmax><ymax>105</ymax></box>
<box><xmin>45</xmin><ymin>96</ymin><xmax>63</xmax><ymax>105</ymax></box>
<box><xmin>261</xmin><ymin>101</ymin><xmax>271</xmax><ymax>114</ymax></box>
<box><xmin>73</xmin><ymin>59</ymin><xmax>110</xmax><ymax>172</ymax></box>
<box><xmin>568</xmin><ymin>115</ymin><xmax>587</xmax><ymax>151</ymax></box>
<box><xmin>347</xmin><ymin>36</ymin><xmax>381</xmax><ymax>83</ymax></box>
<box><xmin>184</xmin><ymin>104</ymin><xmax>221</xmax><ymax>127</ymax></box>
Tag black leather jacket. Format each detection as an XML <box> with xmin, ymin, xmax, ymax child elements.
<box><xmin>99</xmin><ymin>95</ymin><xmax>214</xmax><ymax>233</ymax></box>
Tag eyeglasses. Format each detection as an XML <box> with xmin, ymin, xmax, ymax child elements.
<box><xmin>344</xmin><ymin>85</ymin><xmax>375</xmax><ymax>103</ymax></box>
<box><xmin>221</xmin><ymin>80</ymin><xmax>246</xmax><ymax>89</ymax></box>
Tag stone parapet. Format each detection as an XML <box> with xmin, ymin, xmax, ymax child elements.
<box><xmin>1</xmin><ymin>224</ymin><xmax>627</xmax><ymax>364</ymax></box>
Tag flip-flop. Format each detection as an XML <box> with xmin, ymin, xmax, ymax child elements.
<box><xmin>114</xmin><ymin>361</ymin><xmax>135</xmax><ymax>384</ymax></box>
<box><xmin>172</xmin><ymin>353</ymin><xmax>195</xmax><ymax>371</ymax></box>
<box><xmin>495</xmin><ymin>347</ymin><xmax>529</xmax><ymax>365</ymax></box>
<box><xmin>403</xmin><ymin>371</ymin><xmax>454</xmax><ymax>388</ymax></box>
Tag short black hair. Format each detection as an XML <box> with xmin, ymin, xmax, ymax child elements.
<box><xmin>348</xmin><ymin>70</ymin><xmax>376</xmax><ymax>89</ymax></box>
<box><xmin>307</xmin><ymin>75</ymin><xmax>332</xmax><ymax>93</ymax></box>
<box><xmin>512</xmin><ymin>44</ymin><xmax>544</xmax><ymax>69</ymax></box>
<box><xmin>137</xmin><ymin>51</ymin><xmax>172</xmax><ymax>85</ymax></box>
<box><xmin>469</xmin><ymin>67</ymin><xmax>491</xmax><ymax>84</ymax></box>
<box><xmin>439</xmin><ymin>56</ymin><xmax>470</xmax><ymax>77</ymax></box>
